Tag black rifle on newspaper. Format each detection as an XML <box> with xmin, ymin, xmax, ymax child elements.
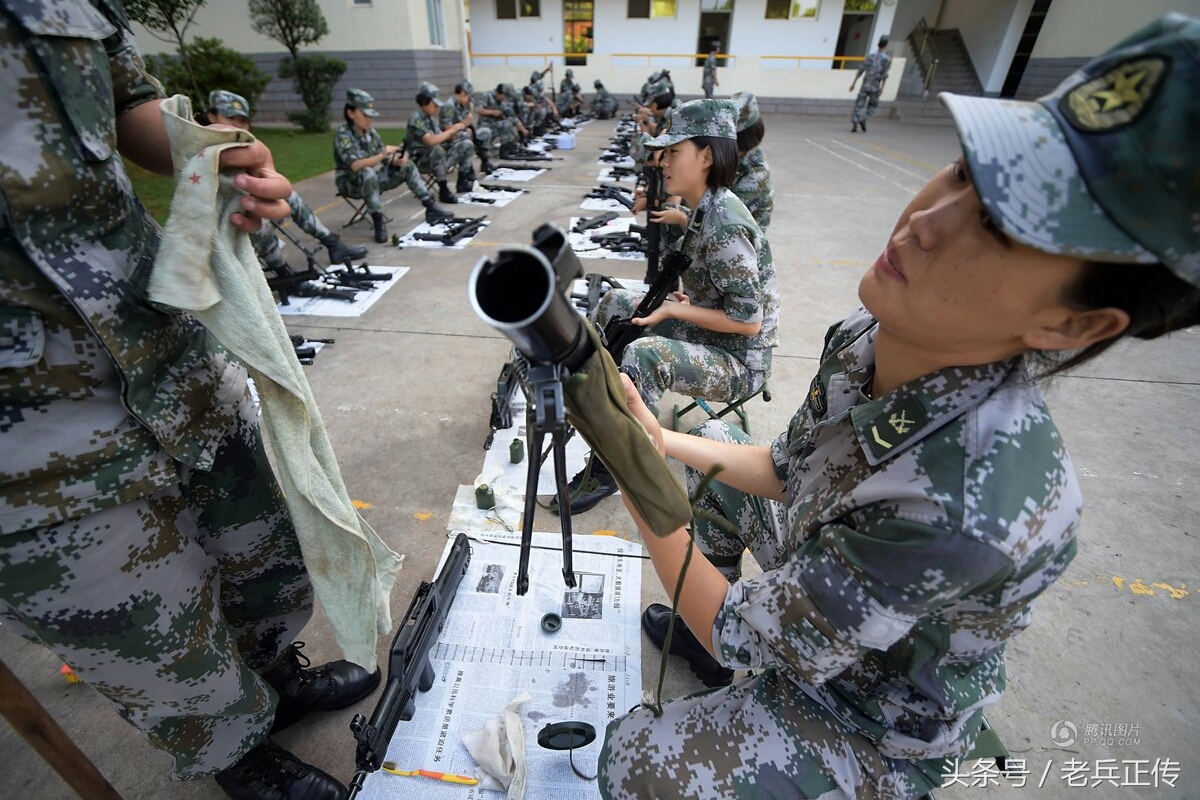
<box><xmin>412</xmin><ymin>216</ymin><xmax>488</xmax><ymax>246</ymax></box>
<box><xmin>588</xmin><ymin>231</ymin><xmax>646</xmax><ymax>254</ymax></box>
<box><xmin>347</xmin><ymin>533</ymin><xmax>472</xmax><ymax>799</ymax></box>
<box><xmin>584</xmin><ymin>184</ymin><xmax>636</xmax><ymax>209</ymax></box>
<box><xmin>601</xmin><ymin>209</ymin><xmax>705</xmax><ymax>359</ymax></box>
<box><xmin>265</xmin><ymin>266</ymin><xmax>359</xmax><ymax>306</ymax></box>
<box><xmin>573</xmin><ymin>211</ymin><xmax>619</xmax><ymax>233</ymax></box>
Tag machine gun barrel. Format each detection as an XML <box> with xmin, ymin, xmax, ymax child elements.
<box><xmin>348</xmin><ymin>533</ymin><xmax>472</xmax><ymax>797</ymax></box>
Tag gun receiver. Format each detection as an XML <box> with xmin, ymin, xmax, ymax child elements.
<box><xmin>348</xmin><ymin>533</ymin><xmax>472</xmax><ymax>797</ymax></box>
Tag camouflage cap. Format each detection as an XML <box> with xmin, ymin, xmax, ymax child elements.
<box><xmin>940</xmin><ymin>13</ymin><xmax>1200</xmax><ymax>285</ymax></box>
<box><xmin>649</xmin><ymin>71</ymin><xmax>662</xmax><ymax>83</ymax></box>
<box><xmin>501</xmin><ymin>82</ymin><xmax>517</xmax><ymax>99</ymax></box>
<box><xmin>461</xmin><ymin>80</ymin><xmax>474</xmax><ymax>94</ymax></box>
<box><xmin>346</xmin><ymin>88</ymin><xmax>379</xmax><ymax>117</ymax></box>
<box><xmin>565</xmin><ymin>68</ymin><xmax>574</xmax><ymax>77</ymax></box>
<box><xmin>530</xmin><ymin>70</ymin><xmax>542</xmax><ymax>82</ymax></box>
<box><xmin>647</xmin><ymin>79</ymin><xmax>672</xmax><ymax>99</ymax></box>
<box><xmin>419</xmin><ymin>81</ymin><xmax>441</xmax><ymax>104</ymax></box>
<box><xmin>645</xmin><ymin>98</ymin><xmax>737</xmax><ymax>149</ymax></box>
<box><xmin>731</xmin><ymin>91</ymin><xmax>760</xmax><ymax>131</ymax></box>
<box><xmin>594</xmin><ymin>79</ymin><xmax>604</xmax><ymax>89</ymax></box>
<box><xmin>208</xmin><ymin>89</ymin><xmax>250</xmax><ymax>119</ymax></box>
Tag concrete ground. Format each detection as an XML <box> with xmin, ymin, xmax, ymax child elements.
<box><xmin>3</xmin><ymin>112</ymin><xmax>1197</xmax><ymax>799</ymax></box>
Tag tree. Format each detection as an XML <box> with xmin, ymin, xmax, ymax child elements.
<box><xmin>125</xmin><ymin>0</ymin><xmax>207</xmax><ymax>101</ymax></box>
<box><xmin>249</xmin><ymin>0</ymin><xmax>344</xmax><ymax>132</ymax></box>
<box><xmin>146</xmin><ymin>38</ymin><xmax>272</xmax><ymax>118</ymax></box>
<box><xmin>249</xmin><ymin>0</ymin><xmax>329</xmax><ymax>61</ymax></box>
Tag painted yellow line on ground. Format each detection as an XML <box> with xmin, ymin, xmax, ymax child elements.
<box><xmin>415</xmin><ymin>511</ymin><xmax>433</xmax><ymax>521</ymax></box>
<box><xmin>1111</xmin><ymin>575</ymin><xmax>1190</xmax><ymax>599</ymax></box>
<box><xmin>351</xmin><ymin>499</ymin><xmax>373</xmax><ymax>509</ymax></box>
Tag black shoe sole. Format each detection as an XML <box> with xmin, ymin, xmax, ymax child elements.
<box><xmin>641</xmin><ymin>607</ymin><xmax>734</xmax><ymax>688</ymax></box>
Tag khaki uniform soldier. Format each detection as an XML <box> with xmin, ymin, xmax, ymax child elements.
<box><xmin>441</xmin><ymin>81</ymin><xmax>496</xmax><ymax>173</ymax></box>
<box><xmin>702</xmin><ymin>43</ymin><xmax>720</xmax><ymax>98</ymax></box>
<box><xmin>206</xmin><ymin>90</ymin><xmax>368</xmax><ymax>267</ymax></box>
<box><xmin>592</xmin><ymin>80</ymin><xmax>618</xmax><ymax>118</ymax></box>
<box><xmin>407</xmin><ymin>88</ymin><xmax>476</xmax><ymax>201</ymax></box>
<box><xmin>593</xmin><ymin>16</ymin><xmax>1200</xmax><ymax>799</ymax></box>
<box><xmin>730</xmin><ymin>91</ymin><xmax>774</xmax><ymax>231</ymax></box>
<box><xmin>0</xmin><ymin>1</ymin><xmax>384</xmax><ymax>796</ymax></box>
<box><xmin>850</xmin><ymin>35</ymin><xmax>892</xmax><ymax>132</ymax></box>
<box><xmin>335</xmin><ymin>88</ymin><xmax>452</xmax><ymax>242</ymax></box>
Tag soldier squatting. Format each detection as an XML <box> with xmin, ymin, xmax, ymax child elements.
<box><xmin>2</xmin><ymin>3</ymin><xmax>1199</xmax><ymax>800</ymax></box>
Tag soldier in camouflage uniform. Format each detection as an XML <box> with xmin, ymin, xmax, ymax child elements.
<box><xmin>730</xmin><ymin>91</ymin><xmax>774</xmax><ymax>231</ymax></box>
<box><xmin>205</xmin><ymin>90</ymin><xmax>368</xmax><ymax>267</ymax></box>
<box><xmin>442</xmin><ymin>81</ymin><xmax>496</xmax><ymax>174</ymax></box>
<box><xmin>850</xmin><ymin>35</ymin><xmax>891</xmax><ymax>132</ymax></box>
<box><xmin>596</xmin><ymin>15</ymin><xmax>1200</xmax><ymax>798</ymax></box>
<box><xmin>560</xmin><ymin>100</ymin><xmax>778</xmax><ymax>517</ymax></box>
<box><xmin>408</xmin><ymin>88</ymin><xmax>476</xmax><ymax>201</ymax></box>
<box><xmin>477</xmin><ymin>83</ymin><xmax>526</xmax><ymax>157</ymax></box>
<box><xmin>335</xmin><ymin>87</ymin><xmax>452</xmax><ymax>243</ymax></box>
<box><xmin>592</xmin><ymin>80</ymin><xmax>618</xmax><ymax>119</ymax></box>
<box><xmin>702</xmin><ymin>41</ymin><xmax>720</xmax><ymax>99</ymax></box>
<box><xmin>0</xmin><ymin>1</ymin><xmax>383</xmax><ymax>796</ymax></box>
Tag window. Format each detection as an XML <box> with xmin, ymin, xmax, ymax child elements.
<box><xmin>497</xmin><ymin>0</ymin><xmax>539</xmax><ymax>17</ymax></box>
<box><xmin>765</xmin><ymin>0</ymin><xmax>820</xmax><ymax>18</ymax></box>
<box><xmin>426</xmin><ymin>0</ymin><xmax>446</xmax><ymax>44</ymax></box>
<box><xmin>700</xmin><ymin>0</ymin><xmax>733</xmax><ymax>10</ymax></box>
<box><xmin>564</xmin><ymin>1</ymin><xmax>593</xmax><ymax>66</ymax></box>
<box><xmin>628</xmin><ymin>0</ymin><xmax>676</xmax><ymax>19</ymax></box>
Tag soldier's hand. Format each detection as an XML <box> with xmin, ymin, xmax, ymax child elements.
<box><xmin>384</xmin><ymin>144</ymin><xmax>400</xmax><ymax>155</ymax></box>
<box><xmin>650</xmin><ymin>206</ymin><xmax>688</xmax><ymax>227</ymax></box>
<box><xmin>219</xmin><ymin>141</ymin><xmax>292</xmax><ymax>232</ymax></box>
<box><xmin>619</xmin><ymin>374</ymin><xmax>664</xmax><ymax>457</ymax></box>
<box><xmin>632</xmin><ymin>190</ymin><xmax>647</xmax><ymax>214</ymax></box>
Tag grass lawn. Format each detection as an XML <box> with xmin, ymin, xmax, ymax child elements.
<box><xmin>127</xmin><ymin>126</ymin><xmax>407</xmax><ymax>224</ymax></box>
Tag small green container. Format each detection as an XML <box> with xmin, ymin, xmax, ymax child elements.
<box><xmin>510</xmin><ymin>437</ymin><xmax>525</xmax><ymax>464</ymax></box>
<box><xmin>475</xmin><ymin>483</ymin><xmax>496</xmax><ymax>510</ymax></box>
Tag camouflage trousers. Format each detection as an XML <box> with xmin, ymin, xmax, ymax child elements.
<box><xmin>594</xmin><ymin>288</ymin><xmax>768</xmax><ymax>407</ymax></box>
<box><xmin>336</xmin><ymin>159</ymin><xmax>429</xmax><ymax>213</ymax></box>
<box><xmin>593</xmin><ymin>99</ymin><xmax>618</xmax><ymax>118</ymax></box>
<box><xmin>597</xmin><ymin>419</ymin><xmax>942</xmax><ymax>799</ymax></box>
<box><xmin>852</xmin><ymin>88</ymin><xmax>882</xmax><ymax>125</ymax></box>
<box><xmin>415</xmin><ymin>138</ymin><xmax>475</xmax><ymax>181</ymax></box>
<box><xmin>703</xmin><ymin>80</ymin><xmax>715</xmax><ymax>99</ymax></box>
<box><xmin>249</xmin><ymin>191</ymin><xmax>330</xmax><ymax>270</ymax></box>
<box><xmin>465</xmin><ymin>126</ymin><xmax>494</xmax><ymax>160</ymax></box>
<box><xmin>0</xmin><ymin>389</ymin><xmax>313</xmax><ymax>780</ymax></box>
<box><xmin>482</xmin><ymin>117</ymin><xmax>518</xmax><ymax>148</ymax></box>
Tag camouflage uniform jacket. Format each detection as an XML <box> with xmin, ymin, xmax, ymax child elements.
<box><xmin>734</xmin><ymin>147</ymin><xmax>774</xmax><ymax>231</ymax></box>
<box><xmin>857</xmin><ymin>50</ymin><xmax>892</xmax><ymax>93</ymax></box>
<box><xmin>715</xmin><ymin>306</ymin><xmax>1081</xmax><ymax>760</ymax></box>
<box><xmin>333</xmin><ymin>121</ymin><xmax>385</xmax><ymax>181</ymax></box>
<box><xmin>406</xmin><ymin>108</ymin><xmax>442</xmax><ymax>158</ymax></box>
<box><xmin>703</xmin><ymin>53</ymin><xmax>718</xmax><ymax>83</ymax></box>
<box><xmin>439</xmin><ymin>98</ymin><xmax>472</xmax><ymax>130</ymax></box>
<box><xmin>0</xmin><ymin>0</ymin><xmax>247</xmax><ymax>534</ymax></box>
<box><xmin>674</xmin><ymin>187</ymin><xmax>779</xmax><ymax>373</ymax></box>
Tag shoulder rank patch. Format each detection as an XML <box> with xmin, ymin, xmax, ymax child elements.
<box><xmin>1060</xmin><ymin>57</ymin><xmax>1166</xmax><ymax>133</ymax></box>
<box><xmin>863</xmin><ymin>397</ymin><xmax>930</xmax><ymax>461</ymax></box>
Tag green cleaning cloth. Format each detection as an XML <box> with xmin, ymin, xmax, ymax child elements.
<box><xmin>148</xmin><ymin>95</ymin><xmax>402</xmax><ymax>671</ymax></box>
<box><xmin>561</xmin><ymin>321</ymin><xmax>692</xmax><ymax>536</ymax></box>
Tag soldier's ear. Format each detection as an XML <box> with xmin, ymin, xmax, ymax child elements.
<box><xmin>699</xmin><ymin>145</ymin><xmax>713</xmax><ymax>171</ymax></box>
<box><xmin>1024</xmin><ymin>307</ymin><xmax>1130</xmax><ymax>353</ymax></box>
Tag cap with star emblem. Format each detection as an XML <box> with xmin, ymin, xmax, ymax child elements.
<box><xmin>208</xmin><ymin>89</ymin><xmax>250</xmax><ymax>120</ymax></box>
<box><xmin>346</xmin><ymin>88</ymin><xmax>379</xmax><ymax>117</ymax></box>
<box><xmin>940</xmin><ymin>13</ymin><xmax>1200</xmax><ymax>286</ymax></box>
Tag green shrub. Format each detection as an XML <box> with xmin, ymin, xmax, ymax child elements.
<box><xmin>279</xmin><ymin>54</ymin><xmax>347</xmax><ymax>132</ymax></box>
<box><xmin>147</xmin><ymin>37</ymin><xmax>272</xmax><ymax>117</ymax></box>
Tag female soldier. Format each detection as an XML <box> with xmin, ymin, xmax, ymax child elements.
<box><xmin>730</xmin><ymin>91</ymin><xmax>773</xmax><ymax>232</ymax></box>
<box><xmin>559</xmin><ymin>100</ymin><xmax>779</xmax><ymax>515</ymax></box>
<box><xmin>596</xmin><ymin>15</ymin><xmax>1200</xmax><ymax>799</ymax></box>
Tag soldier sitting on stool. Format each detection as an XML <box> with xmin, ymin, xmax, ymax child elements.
<box><xmin>207</xmin><ymin>90</ymin><xmax>367</xmax><ymax>266</ymax></box>
<box><xmin>408</xmin><ymin>88</ymin><xmax>476</xmax><ymax>204</ymax></box>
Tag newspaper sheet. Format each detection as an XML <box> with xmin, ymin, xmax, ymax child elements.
<box><xmin>394</xmin><ymin>219</ymin><xmax>490</xmax><ymax>250</ymax></box>
<box><xmin>357</xmin><ymin>531</ymin><xmax>643</xmax><ymax>800</ymax></box>
<box><xmin>275</xmin><ymin>266</ymin><xmax>408</xmax><ymax>317</ymax></box>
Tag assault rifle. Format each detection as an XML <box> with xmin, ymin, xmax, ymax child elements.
<box><xmin>413</xmin><ymin>216</ymin><xmax>488</xmax><ymax>246</ymax></box>
<box><xmin>588</xmin><ymin>231</ymin><xmax>646</xmax><ymax>254</ymax></box>
<box><xmin>584</xmin><ymin>184</ymin><xmax>635</xmax><ymax>209</ymax></box>
<box><xmin>347</xmin><ymin>533</ymin><xmax>473</xmax><ymax>798</ymax></box>
<box><xmin>602</xmin><ymin>209</ymin><xmax>705</xmax><ymax>359</ymax></box>
<box><xmin>265</xmin><ymin>267</ymin><xmax>359</xmax><ymax>306</ymax></box>
<box><xmin>642</xmin><ymin>163</ymin><xmax>665</xmax><ymax>284</ymax></box>
<box><xmin>573</xmin><ymin>211</ymin><xmax>619</xmax><ymax>233</ymax></box>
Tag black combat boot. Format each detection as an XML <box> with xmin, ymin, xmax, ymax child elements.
<box><xmin>215</xmin><ymin>739</ymin><xmax>346</xmax><ymax>800</ymax></box>
<box><xmin>641</xmin><ymin>604</ymin><xmax>735</xmax><ymax>688</ymax></box>
<box><xmin>548</xmin><ymin>455</ymin><xmax>618</xmax><ymax>516</ymax></box>
<box><xmin>499</xmin><ymin>141</ymin><xmax>518</xmax><ymax>159</ymax></box>
<box><xmin>320</xmin><ymin>233</ymin><xmax>367</xmax><ymax>264</ymax></box>
<box><xmin>262</xmin><ymin>641</ymin><xmax>380</xmax><ymax>733</ymax></box>
<box><xmin>437</xmin><ymin>180</ymin><xmax>458</xmax><ymax>204</ymax></box>
<box><xmin>480</xmin><ymin>158</ymin><xmax>495</xmax><ymax>174</ymax></box>
<box><xmin>456</xmin><ymin>168</ymin><xmax>476</xmax><ymax>194</ymax></box>
<box><xmin>369</xmin><ymin>211</ymin><xmax>387</xmax><ymax>244</ymax></box>
<box><xmin>422</xmin><ymin>196</ymin><xmax>453</xmax><ymax>222</ymax></box>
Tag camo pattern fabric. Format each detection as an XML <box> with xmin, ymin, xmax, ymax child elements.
<box><xmin>593</xmin><ymin>288</ymin><xmax>768</xmax><ymax>408</ymax></box>
<box><xmin>853</xmin><ymin>51</ymin><xmax>891</xmax><ymax>126</ymax></box>
<box><xmin>479</xmin><ymin>90</ymin><xmax>519</xmax><ymax>147</ymax></box>
<box><xmin>248</xmin><ymin>191</ymin><xmax>330</xmax><ymax>266</ymax></box>
<box><xmin>703</xmin><ymin>52</ymin><xmax>718</xmax><ymax>98</ymax></box>
<box><xmin>592</xmin><ymin>88</ymin><xmax>618</xmax><ymax>118</ymax></box>
<box><xmin>0</xmin><ymin>0</ymin><xmax>313</xmax><ymax>777</ymax></box>
<box><xmin>333</xmin><ymin>121</ymin><xmax>429</xmax><ymax>210</ymax></box>
<box><xmin>646</xmin><ymin>98</ymin><xmax>737</xmax><ymax>149</ymax></box>
<box><xmin>1</xmin><ymin>387</ymin><xmax>313</xmax><ymax>779</ymax></box>
<box><xmin>734</xmin><ymin>147</ymin><xmax>774</xmax><ymax>231</ymax></box>
<box><xmin>407</xmin><ymin>108</ymin><xmax>474</xmax><ymax>180</ymax></box>
<box><xmin>0</xmin><ymin>0</ymin><xmax>250</xmax><ymax>533</ymax></box>
<box><xmin>441</xmin><ymin>96</ymin><xmax>492</xmax><ymax>157</ymax></box>
<box><xmin>600</xmin><ymin>306</ymin><xmax>1082</xmax><ymax>797</ymax></box>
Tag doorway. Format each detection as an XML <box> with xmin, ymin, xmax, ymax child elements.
<box><xmin>834</xmin><ymin>0</ymin><xmax>876</xmax><ymax>70</ymax></box>
<box><xmin>563</xmin><ymin>0</ymin><xmax>594</xmax><ymax>67</ymax></box>
<box><xmin>696</xmin><ymin>0</ymin><xmax>733</xmax><ymax>67</ymax></box>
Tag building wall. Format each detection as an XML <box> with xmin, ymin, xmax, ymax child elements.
<box><xmin>938</xmin><ymin>0</ymin><xmax>1032</xmax><ymax>93</ymax></box>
